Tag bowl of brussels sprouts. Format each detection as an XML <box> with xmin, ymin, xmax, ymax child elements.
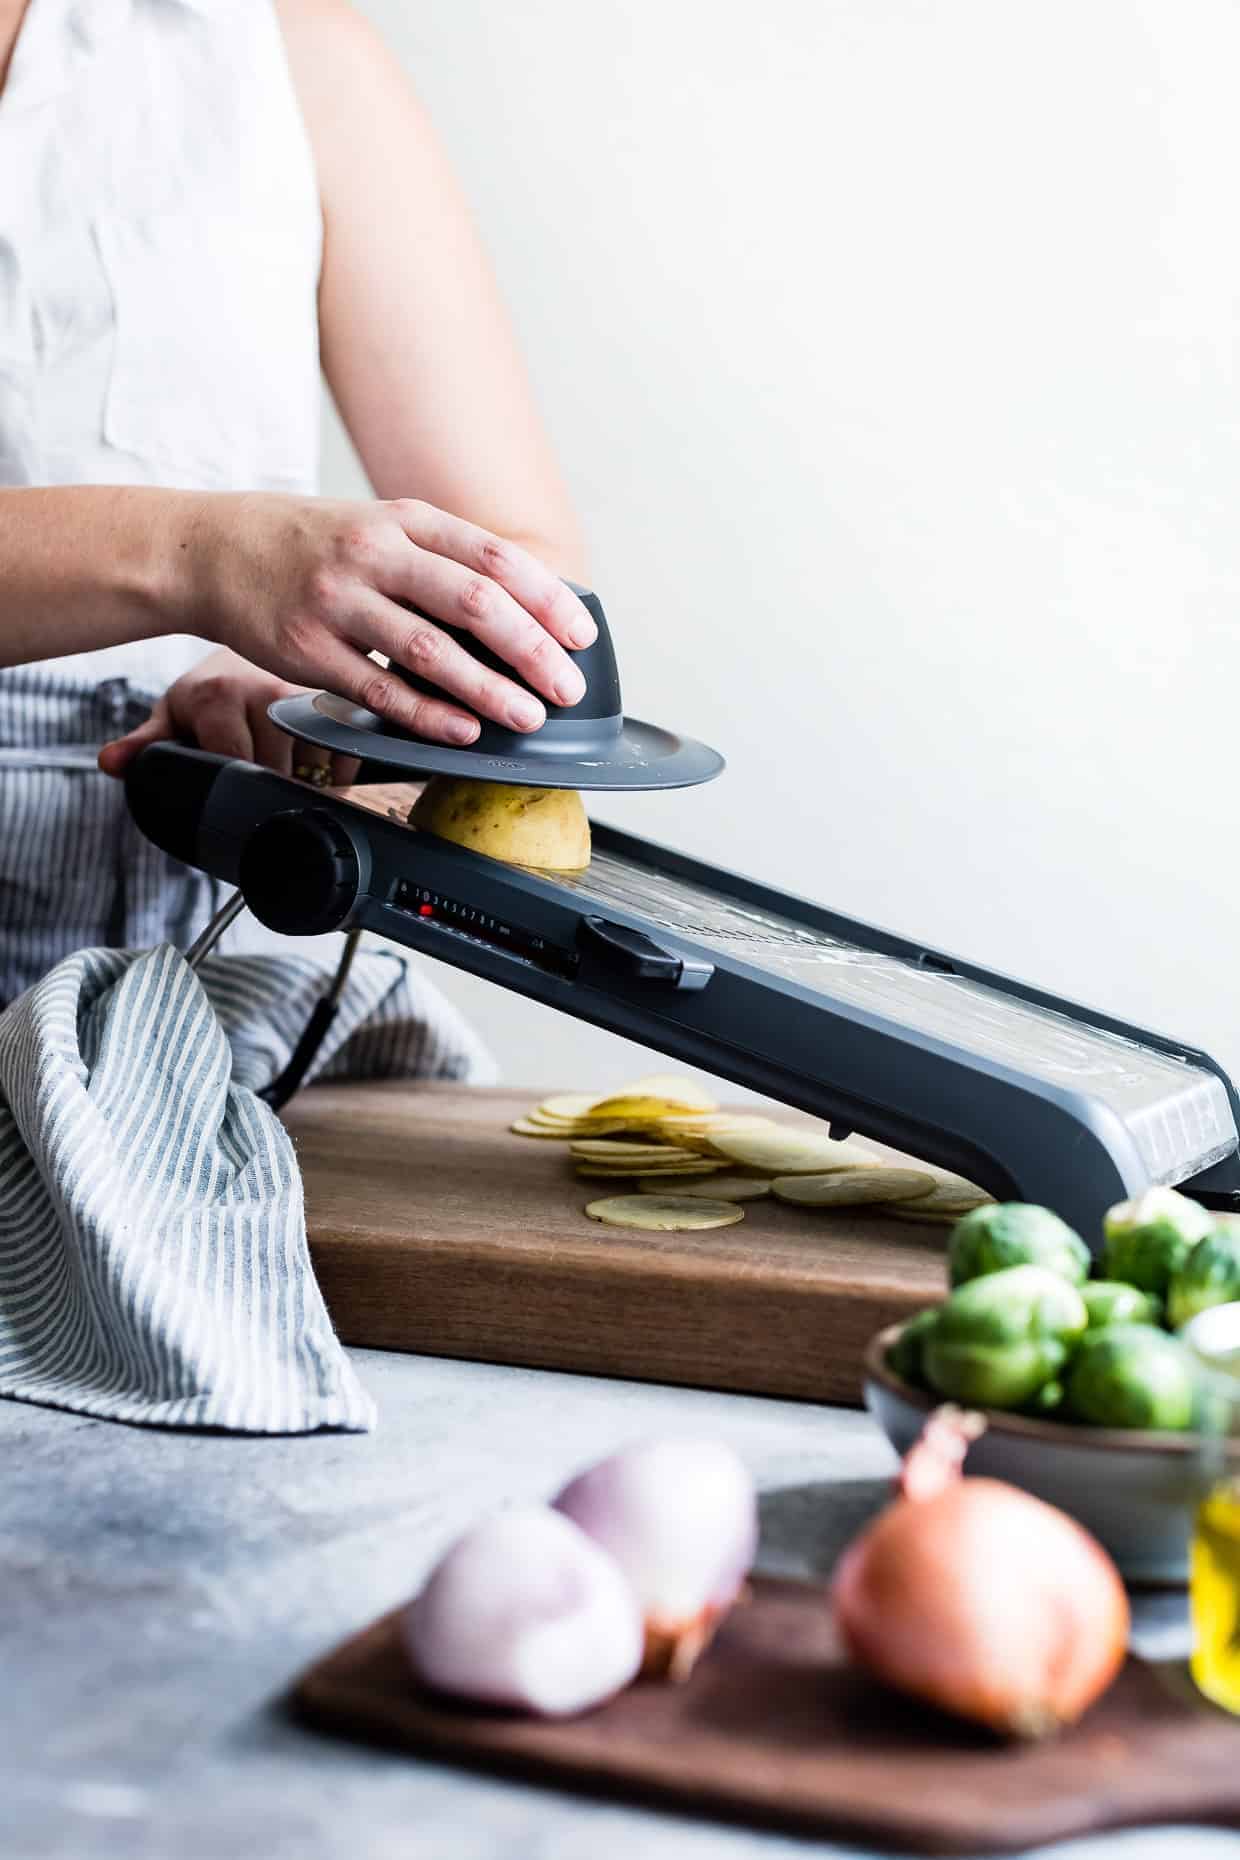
<box><xmin>863</xmin><ymin>1190</ymin><xmax>1240</xmax><ymax>1584</ymax></box>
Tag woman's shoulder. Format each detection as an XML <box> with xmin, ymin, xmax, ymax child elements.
<box><xmin>274</xmin><ymin>0</ymin><xmax>422</xmax><ymax>188</ymax></box>
<box><xmin>274</xmin><ymin>0</ymin><xmax>409</xmax><ymax>125</ymax></box>
<box><xmin>273</xmin><ymin>0</ymin><xmax>387</xmax><ymax>61</ymax></box>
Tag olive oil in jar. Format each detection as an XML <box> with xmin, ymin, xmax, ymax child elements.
<box><xmin>1191</xmin><ymin>1482</ymin><xmax>1240</xmax><ymax>1712</ymax></box>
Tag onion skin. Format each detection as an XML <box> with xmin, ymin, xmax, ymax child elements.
<box><xmin>832</xmin><ymin>1473</ymin><xmax>1130</xmax><ymax>1737</ymax></box>
<box><xmin>553</xmin><ymin>1437</ymin><xmax>757</xmax><ymax>1681</ymax></box>
<box><xmin>401</xmin><ymin>1505</ymin><xmax>644</xmax><ymax>1717</ymax></box>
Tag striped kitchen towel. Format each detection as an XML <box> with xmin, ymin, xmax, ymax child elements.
<box><xmin>0</xmin><ymin>940</ymin><xmax>494</xmax><ymax>1432</ymax></box>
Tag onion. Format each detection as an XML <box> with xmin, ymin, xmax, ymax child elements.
<box><xmin>401</xmin><ymin>1505</ymin><xmax>644</xmax><ymax>1716</ymax></box>
<box><xmin>553</xmin><ymin>1436</ymin><xmax>757</xmax><ymax>1680</ymax></box>
<box><xmin>831</xmin><ymin>1408</ymin><xmax>1129</xmax><ymax>1737</ymax></box>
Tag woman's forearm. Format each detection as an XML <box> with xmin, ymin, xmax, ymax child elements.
<box><xmin>0</xmin><ymin>483</ymin><xmax>598</xmax><ymax>752</ymax></box>
<box><xmin>0</xmin><ymin>485</ymin><xmax>201</xmax><ymax>668</ymax></box>
<box><xmin>0</xmin><ymin>484</ymin><xmax>590</xmax><ymax>684</ymax></box>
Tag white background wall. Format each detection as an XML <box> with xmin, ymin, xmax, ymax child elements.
<box><xmin>322</xmin><ymin>0</ymin><xmax>1240</xmax><ymax>1101</ymax></box>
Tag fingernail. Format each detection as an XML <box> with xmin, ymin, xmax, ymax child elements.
<box><xmin>509</xmin><ymin>695</ymin><xmax>545</xmax><ymax>731</ymax></box>
<box><xmin>554</xmin><ymin>672</ymin><xmax>585</xmax><ymax>707</ymax></box>
<box><xmin>446</xmin><ymin>717</ymin><xmax>480</xmax><ymax>744</ymax></box>
<box><xmin>568</xmin><ymin>618</ymin><xmax>596</xmax><ymax>648</ymax></box>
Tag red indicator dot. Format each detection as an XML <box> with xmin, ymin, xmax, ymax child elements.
<box><xmin>419</xmin><ymin>904</ymin><xmax>434</xmax><ymax>917</ymax></box>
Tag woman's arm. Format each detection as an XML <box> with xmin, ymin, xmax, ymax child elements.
<box><xmin>3</xmin><ymin>484</ymin><xmax>595</xmax><ymax>764</ymax></box>
<box><xmin>0</xmin><ymin>485</ymin><xmax>195</xmax><ymax>667</ymax></box>
<box><xmin>10</xmin><ymin>0</ymin><xmax>596</xmax><ymax>774</ymax></box>
<box><xmin>277</xmin><ymin>0</ymin><xmax>589</xmax><ymax>582</ymax></box>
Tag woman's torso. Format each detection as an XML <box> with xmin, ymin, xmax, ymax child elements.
<box><xmin>0</xmin><ymin>0</ymin><xmax>323</xmax><ymax>693</ymax></box>
<box><xmin>0</xmin><ymin>0</ymin><xmax>324</xmax><ymax>996</ymax></box>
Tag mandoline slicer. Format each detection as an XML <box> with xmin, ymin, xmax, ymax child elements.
<box><xmin>125</xmin><ymin>585</ymin><xmax>1240</xmax><ymax>1243</ymax></box>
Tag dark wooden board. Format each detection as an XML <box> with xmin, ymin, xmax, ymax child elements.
<box><xmin>292</xmin><ymin>1575</ymin><xmax>1237</xmax><ymax>1854</ymax></box>
<box><xmin>284</xmin><ymin>1083</ymin><xmax>949</xmax><ymax>1405</ymax></box>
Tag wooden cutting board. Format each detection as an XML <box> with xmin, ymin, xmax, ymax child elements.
<box><xmin>283</xmin><ymin>1083</ymin><xmax>948</xmax><ymax>1405</ymax></box>
<box><xmin>292</xmin><ymin>1575</ymin><xmax>1236</xmax><ymax>1854</ymax></box>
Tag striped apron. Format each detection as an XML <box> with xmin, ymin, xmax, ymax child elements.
<box><xmin>0</xmin><ymin>669</ymin><xmax>218</xmax><ymax>1003</ymax></box>
<box><xmin>0</xmin><ymin>663</ymin><xmax>498</xmax><ymax>1080</ymax></box>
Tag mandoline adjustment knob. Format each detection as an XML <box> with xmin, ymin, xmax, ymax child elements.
<box><xmin>238</xmin><ymin>809</ymin><xmax>364</xmax><ymax>935</ymax></box>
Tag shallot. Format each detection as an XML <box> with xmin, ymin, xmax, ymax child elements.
<box><xmin>554</xmin><ymin>1436</ymin><xmax>757</xmax><ymax>1679</ymax></box>
<box><xmin>401</xmin><ymin>1505</ymin><xmax>643</xmax><ymax>1716</ymax></box>
<box><xmin>831</xmin><ymin>1408</ymin><xmax>1129</xmax><ymax>1737</ymax></box>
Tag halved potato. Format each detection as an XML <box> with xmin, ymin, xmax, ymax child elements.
<box><xmin>411</xmin><ymin>777</ymin><xmax>590</xmax><ymax>872</ymax></box>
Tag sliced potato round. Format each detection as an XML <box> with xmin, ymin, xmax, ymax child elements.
<box><xmin>710</xmin><ymin>1129</ymin><xmax>873</xmax><ymax>1174</ymax></box>
<box><xmin>525</xmin><ymin>1112</ymin><xmax>591</xmax><ymax>1130</ymax></box>
<box><xmin>772</xmin><ymin>1167</ymin><xmax>937</xmax><ymax>1207</ymax></box>
<box><xmin>535</xmin><ymin>1116</ymin><xmax>635</xmax><ymax>1130</ymax></box>
<box><xmin>510</xmin><ymin>1118</ymin><xmax>587</xmax><ymax>1139</ymax></box>
<box><xmin>608</xmin><ymin>1074</ymin><xmax>718</xmax><ymax>1109</ymax></box>
<box><xmin>649</xmin><ymin>1111</ymin><xmax>773</xmax><ymax>1129</ymax></box>
<box><xmin>639</xmin><ymin>1174</ymin><xmax>772</xmax><ymax>1201</ymax></box>
<box><xmin>575</xmin><ymin>1160</ymin><xmax>726</xmax><ymax>1179</ymax></box>
<box><xmin>516</xmin><ymin>1116</ymin><xmax>632</xmax><ymax>1138</ymax></box>
<box><xmin>646</xmin><ymin>1119</ymin><xmax>782</xmax><ymax>1157</ymax></box>
<box><xmin>891</xmin><ymin>1173</ymin><xmax>990</xmax><ymax>1215</ymax></box>
<box><xmin>583</xmin><ymin>1096</ymin><xmax>709</xmax><ymax>1124</ymax></box>
<box><xmin>884</xmin><ymin>1204</ymin><xmax>962</xmax><ymax>1225</ymax></box>
<box><xmin>538</xmin><ymin>1092</ymin><xmax>604</xmax><ymax>1120</ymax></box>
<box><xmin>569</xmin><ymin>1140</ymin><xmax>701</xmax><ymax>1162</ymax></box>
<box><xmin>585</xmin><ymin>1195</ymin><xmax>745</xmax><ymax>1231</ymax></box>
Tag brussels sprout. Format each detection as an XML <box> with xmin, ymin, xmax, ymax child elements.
<box><xmin>886</xmin><ymin>1308</ymin><xmax>939</xmax><ymax>1389</ymax></box>
<box><xmin>922</xmin><ymin>1264</ymin><xmax>1088</xmax><ymax>1409</ymax></box>
<box><xmin>1167</xmin><ymin>1226</ymin><xmax>1240</xmax><ymax>1331</ymax></box>
<box><xmin>1066</xmin><ymin>1323</ymin><xmax>1198</xmax><ymax>1430</ymax></box>
<box><xmin>1081</xmin><ymin>1280</ymin><xmax>1163</xmax><ymax>1331</ymax></box>
<box><xmin>948</xmin><ymin>1203</ymin><xmax>1089</xmax><ymax>1289</ymax></box>
<box><xmin>1019</xmin><ymin>1377</ymin><xmax>1065</xmax><ymax>1417</ymax></box>
<box><xmin>1102</xmin><ymin>1187</ymin><xmax>1214</xmax><ymax>1296</ymax></box>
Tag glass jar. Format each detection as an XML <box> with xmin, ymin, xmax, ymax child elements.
<box><xmin>1182</xmin><ymin>1301</ymin><xmax>1240</xmax><ymax>1711</ymax></box>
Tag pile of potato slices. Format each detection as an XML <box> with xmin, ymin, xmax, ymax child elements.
<box><xmin>511</xmin><ymin>1075</ymin><xmax>992</xmax><ymax>1232</ymax></box>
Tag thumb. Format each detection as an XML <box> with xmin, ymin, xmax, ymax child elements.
<box><xmin>97</xmin><ymin>702</ymin><xmax>173</xmax><ymax>779</ymax></box>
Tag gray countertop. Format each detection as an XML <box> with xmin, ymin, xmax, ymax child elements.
<box><xmin>2</xmin><ymin>1349</ymin><xmax>1234</xmax><ymax>1860</ymax></box>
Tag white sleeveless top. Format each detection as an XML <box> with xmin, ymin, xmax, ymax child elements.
<box><xmin>0</xmin><ymin>0</ymin><xmax>322</xmax><ymax>694</ymax></box>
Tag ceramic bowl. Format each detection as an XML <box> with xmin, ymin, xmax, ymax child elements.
<box><xmin>864</xmin><ymin>1323</ymin><xmax>1232</xmax><ymax>1586</ymax></box>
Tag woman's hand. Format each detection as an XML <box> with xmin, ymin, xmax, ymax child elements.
<box><xmin>97</xmin><ymin>647</ymin><xmax>360</xmax><ymax>785</ymax></box>
<box><xmin>178</xmin><ymin>492</ymin><xmax>596</xmax><ymax>748</ymax></box>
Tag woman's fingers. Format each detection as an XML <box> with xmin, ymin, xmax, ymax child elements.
<box><xmin>182</xmin><ymin>687</ymin><xmax>256</xmax><ymax>764</ymax></box>
<box><xmin>369</xmin><ymin>558</ymin><xmax>571</xmax><ymax>719</ymax></box>
<box><xmin>96</xmin><ymin>704</ymin><xmax>172</xmax><ymax>777</ymax></box>
<box><xmin>383</xmin><ymin>511</ymin><xmax>588</xmax><ymax>712</ymax></box>
<box><xmin>346</xmin><ymin>594</ymin><xmax>574</xmax><ymax>735</ymax></box>
<box><xmin>392</xmin><ymin>500</ymin><xmax>596</xmax><ymax>653</ymax></box>
<box><xmin>329</xmin><ymin>753</ymin><xmax>362</xmax><ymax>786</ymax></box>
<box><xmin>372</xmin><ymin>603</ymin><xmax>551</xmax><ymax>731</ymax></box>
<box><xmin>308</xmin><ymin>629</ymin><xmax>484</xmax><ymax>746</ymax></box>
<box><xmin>249</xmin><ymin>699</ymin><xmax>296</xmax><ymax>778</ymax></box>
<box><xmin>246</xmin><ymin>682</ymin><xmax>359</xmax><ymax>784</ymax></box>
